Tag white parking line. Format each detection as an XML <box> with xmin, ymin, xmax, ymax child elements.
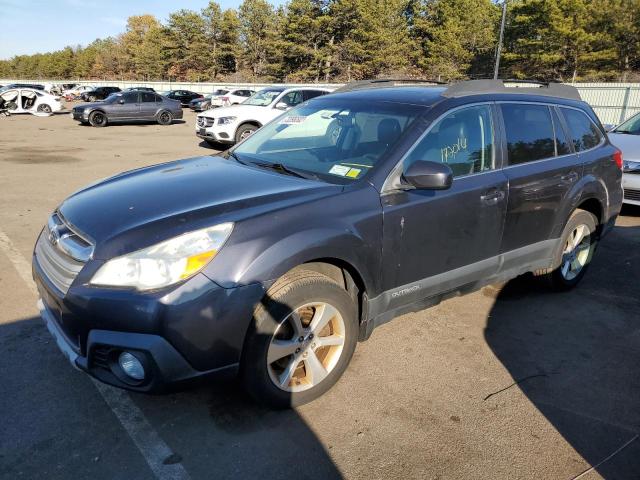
<box><xmin>0</xmin><ymin>230</ymin><xmax>191</xmax><ymax>480</ymax></box>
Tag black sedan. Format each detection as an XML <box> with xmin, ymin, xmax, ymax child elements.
<box><xmin>80</xmin><ymin>86</ymin><xmax>121</xmax><ymax>102</ymax></box>
<box><xmin>163</xmin><ymin>90</ymin><xmax>203</xmax><ymax>106</ymax></box>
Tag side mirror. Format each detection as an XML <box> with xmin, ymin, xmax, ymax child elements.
<box><xmin>402</xmin><ymin>160</ymin><xmax>453</xmax><ymax>190</ymax></box>
<box><xmin>275</xmin><ymin>102</ymin><xmax>290</xmax><ymax>111</ymax></box>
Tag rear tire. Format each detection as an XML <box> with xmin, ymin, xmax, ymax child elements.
<box><xmin>240</xmin><ymin>270</ymin><xmax>357</xmax><ymax>408</ymax></box>
<box><xmin>37</xmin><ymin>104</ymin><xmax>52</xmax><ymax>114</ymax></box>
<box><xmin>540</xmin><ymin>209</ymin><xmax>598</xmax><ymax>291</ymax></box>
<box><xmin>88</xmin><ymin>110</ymin><xmax>107</xmax><ymax>127</ymax></box>
<box><xmin>157</xmin><ymin>110</ymin><xmax>173</xmax><ymax>125</ymax></box>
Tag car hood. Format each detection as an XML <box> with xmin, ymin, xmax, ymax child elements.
<box><xmin>608</xmin><ymin>133</ymin><xmax>640</xmax><ymax>161</ymax></box>
<box><xmin>199</xmin><ymin>104</ymin><xmax>268</xmax><ymax>118</ymax></box>
<box><xmin>59</xmin><ymin>155</ymin><xmax>339</xmax><ymax>259</ymax></box>
<box><xmin>75</xmin><ymin>101</ymin><xmax>106</xmax><ymax>110</ymax></box>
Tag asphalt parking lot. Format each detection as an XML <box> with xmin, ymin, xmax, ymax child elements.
<box><xmin>1</xmin><ymin>107</ymin><xmax>639</xmax><ymax>480</ymax></box>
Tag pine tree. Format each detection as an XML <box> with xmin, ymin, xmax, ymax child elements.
<box><xmin>238</xmin><ymin>0</ymin><xmax>278</xmax><ymax>78</ymax></box>
<box><xmin>218</xmin><ymin>9</ymin><xmax>242</xmax><ymax>76</ymax></box>
<box><xmin>412</xmin><ymin>0</ymin><xmax>499</xmax><ymax>81</ymax></box>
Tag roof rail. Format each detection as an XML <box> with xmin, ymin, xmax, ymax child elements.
<box><xmin>442</xmin><ymin>79</ymin><xmax>581</xmax><ymax>101</ymax></box>
<box><xmin>333</xmin><ymin>78</ymin><xmax>447</xmax><ymax>93</ymax></box>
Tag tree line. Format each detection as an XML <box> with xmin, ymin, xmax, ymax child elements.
<box><xmin>1</xmin><ymin>0</ymin><xmax>639</xmax><ymax>83</ymax></box>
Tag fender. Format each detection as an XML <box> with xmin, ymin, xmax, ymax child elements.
<box><xmin>208</xmin><ymin>226</ymin><xmax>379</xmax><ymax>296</ymax></box>
<box><xmin>234</xmin><ymin>119</ymin><xmax>263</xmax><ymax>137</ymax></box>
<box><xmin>551</xmin><ymin>173</ymin><xmax>607</xmax><ymax>239</ymax></box>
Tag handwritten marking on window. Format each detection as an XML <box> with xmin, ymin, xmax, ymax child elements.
<box><xmin>441</xmin><ymin>137</ymin><xmax>467</xmax><ymax>163</ymax></box>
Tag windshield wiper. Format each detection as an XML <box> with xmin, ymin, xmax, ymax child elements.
<box><xmin>226</xmin><ymin>151</ymin><xmax>249</xmax><ymax>165</ymax></box>
<box><xmin>252</xmin><ymin>161</ymin><xmax>318</xmax><ymax>180</ymax></box>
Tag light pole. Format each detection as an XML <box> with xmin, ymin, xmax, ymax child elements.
<box><xmin>494</xmin><ymin>0</ymin><xmax>507</xmax><ymax>79</ymax></box>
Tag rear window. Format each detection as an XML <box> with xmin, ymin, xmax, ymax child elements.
<box><xmin>561</xmin><ymin>108</ymin><xmax>603</xmax><ymax>151</ymax></box>
<box><xmin>502</xmin><ymin>104</ymin><xmax>556</xmax><ymax>164</ymax></box>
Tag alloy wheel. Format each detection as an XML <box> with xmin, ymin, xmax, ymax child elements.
<box><xmin>560</xmin><ymin>224</ymin><xmax>591</xmax><ymax>281</ymax></box>
<box><xmin>240</xmin><ymin>128</ymin><xmax>255</xmax><ymax>140</ymax></box>
<box><xmin>37</xmin><ymin>104</ymin><xmax>52</xmax><ymax>113</ymax></box>
<box><xmin>267</xmin><ymin>302</ymin><xmax>346</xmax><ymax>393</ymax></box>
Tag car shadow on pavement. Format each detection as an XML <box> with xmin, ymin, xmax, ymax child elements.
<box><xmin>484</xmin><ymin>221</ymin><xmax>640</xmax><ymax>478</ymax></box>
<box><xmin>0</xmin><ymin>314</ymin><xmax>342</xmax><ymax>480</ymax></box>
<box><xmin>198</xmin><ymin>140</ymin><xmax>228</xmax><ymax>151</ymax></box>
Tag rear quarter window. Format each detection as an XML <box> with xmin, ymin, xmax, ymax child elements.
<box><xmin>560</xmin><ymin>108</ymin><xmax>603</xmax><ymax>151</ymax></box>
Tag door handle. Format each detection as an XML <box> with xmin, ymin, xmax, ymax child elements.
<box><xmin>560</xmin><ymin>172</ymin><xmax>579</xmax><ymax>184</ymax></box>
<box><xmin>480</xmin><ymin>189</ymin><xmax>505</xmax><ymax>206</ymax></box>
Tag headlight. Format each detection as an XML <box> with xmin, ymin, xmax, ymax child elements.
<box><xmin>218</xmin><ymin>116</ymin><xmax>236</xmax><ymax>125</ymax></box>
<box><xmin>90</xmin><ymin>223</ymin><xmax>233</xmax><ymax>290</ymax></box>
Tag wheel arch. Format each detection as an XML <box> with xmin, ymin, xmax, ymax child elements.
<box><xmin>288</xmin><ymin>258</ymin><xmax>368</xmax><ymax>327</ymax></box>
<box><xmin>553</xmin><ymin>175</ymin><xmax>608</xmax><ymax>238</ymax></box>
<box><xmin>234</xmin><ymin>120</ymin><xmax>262</xmax><ymax>135</ymax></box>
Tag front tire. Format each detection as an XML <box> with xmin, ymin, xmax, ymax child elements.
<box><xmin>241</xmin><ymin>270</ymin><xmax>357</xmax><ymax>408</ymax></box>
<box><xmin>541</xmin><ymin>209</ymin><xmax>598</xmax><ymax>291</ymax></box>
<box><xmin>88</xmin><ymin>110</ymin><xmax>107</xmax><ymax>127</ymax></box>
<box><xmin>157</xmin><ymin>110</ymin><xmax>173</xmax><ymax>125</ymax></box>
<box><xmin>235</xmin><ymin>124</ymin><xmax>257</xmax><ymax>143</ymax></box>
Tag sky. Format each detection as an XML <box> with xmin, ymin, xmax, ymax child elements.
<box><xmin>0</xmin><ymin>0</ymin><xmax>283</xmax><ymax>60</ymax></box>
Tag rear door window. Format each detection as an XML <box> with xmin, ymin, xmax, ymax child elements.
<box><xmin>141</xmin><ymin>92</ymin><xmax>156</xmax><ymax>102</ymax></box>
<box><xmin>405</xmin><ymin>104</ymin><xmax>495</xmax><ymax>177</ymax></box>
<box><xmin>561</xmin><ymin>108</ymin><xmax>603</xmax><ymax>151</ymax></box>
<box><xmin>501</xmin><ymin>104</ymin><xmax>555</xmax><ymax>165</ymax></box>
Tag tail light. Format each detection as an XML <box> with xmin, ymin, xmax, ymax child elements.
<box><xmin>613</xmin><ymin>148</ymin><xmax>623</xmax><ymax>169</ymax></box>
<box><xmin>221</xmin><ymin>97</ymin><xmax>229</xmax><ymax>102</ymax></box>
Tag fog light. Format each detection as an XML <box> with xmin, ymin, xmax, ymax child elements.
<box><xmin>118</xmin><ymin>352</ymin><xmax>145</xmax><ymax>380</ymax></box>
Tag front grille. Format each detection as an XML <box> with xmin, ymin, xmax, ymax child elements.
<box><xmin>197</xmin><ymin>116</ymin><xmax>214</xmax><ymax>128</ymax></box>
<box><xmin>34</xmin><ymin>212</ymin><xmax>93</xmax><ymax>294</ymax></box>
<box><xmin>624</xmin><ymin>188</ymin><xmax>640</xmax><ymax>201</ymax></box>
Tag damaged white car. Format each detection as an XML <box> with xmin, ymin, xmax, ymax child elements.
<box><xmin>0</xmin><ymin>88</ymin><xmax>64</xmax><ymax>116</ymax></box>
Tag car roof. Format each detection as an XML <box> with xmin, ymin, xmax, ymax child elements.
<box><xmin>326</xmin><ymin>86</ymin><xmax>446</xmax><ymax>106</ymax></box>
<box><xmin>283</xmin><ymin>86</ymin><xmax>331</xmax><ymax>93</ymax></box>
<box><xmin>324</xmin><ymin>83</ymin><xmax>586</xmax><ymax>108</ymax></box>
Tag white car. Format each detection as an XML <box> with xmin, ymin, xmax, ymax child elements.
<box><xmin>0</xmin><ymin>87</ymin><xmax>64</xmax><ymax>116</ymax></box>
<box><xmin>209</xmin><ymin>88</ymin><xmax>256</xmax><ymax>108</ymax></box>
<box><xmin>196</xmin><ymin>87</ymin><xmax>331</xmax><ymax>145</ymax></box>
<box><xmin>608</xmin><ymin>112</ymin><xmax>640</xmax><ymax>206</ymax></box>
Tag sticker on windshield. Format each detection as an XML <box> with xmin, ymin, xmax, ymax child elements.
<box><xmin>329</xmin><ymin>165</ymin><xmax>350</xmax><ymax>176</ymax></box>
<box><xmin>279</xmin><ymin>115</ymin><xmax>307</xmax><ymax>125</ymax></box>
<box><xmin>329</xmin><ymin>165</ymin><xmax>362</xmax><ymax>178</ymax></box>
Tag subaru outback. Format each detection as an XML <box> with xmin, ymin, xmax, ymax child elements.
<box><xmin>33</xmin><ymin>80</ymin><xmax>623</xmax><ymax>408</ymax></box>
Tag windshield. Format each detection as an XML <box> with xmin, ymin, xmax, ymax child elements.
<box><xmin>613</xmin><ymin>113</ymin><xmax>640</xmax><ymax>135</ymax></box>
<box><xmin>243</xmin><ymin>89</ymin><xmax>284</xmax><ymax>107</ymax></box>
<box><xmin>232</xmin><ymin>98</ymin><xmax>423</xmax><ymax>184</ymax></box>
